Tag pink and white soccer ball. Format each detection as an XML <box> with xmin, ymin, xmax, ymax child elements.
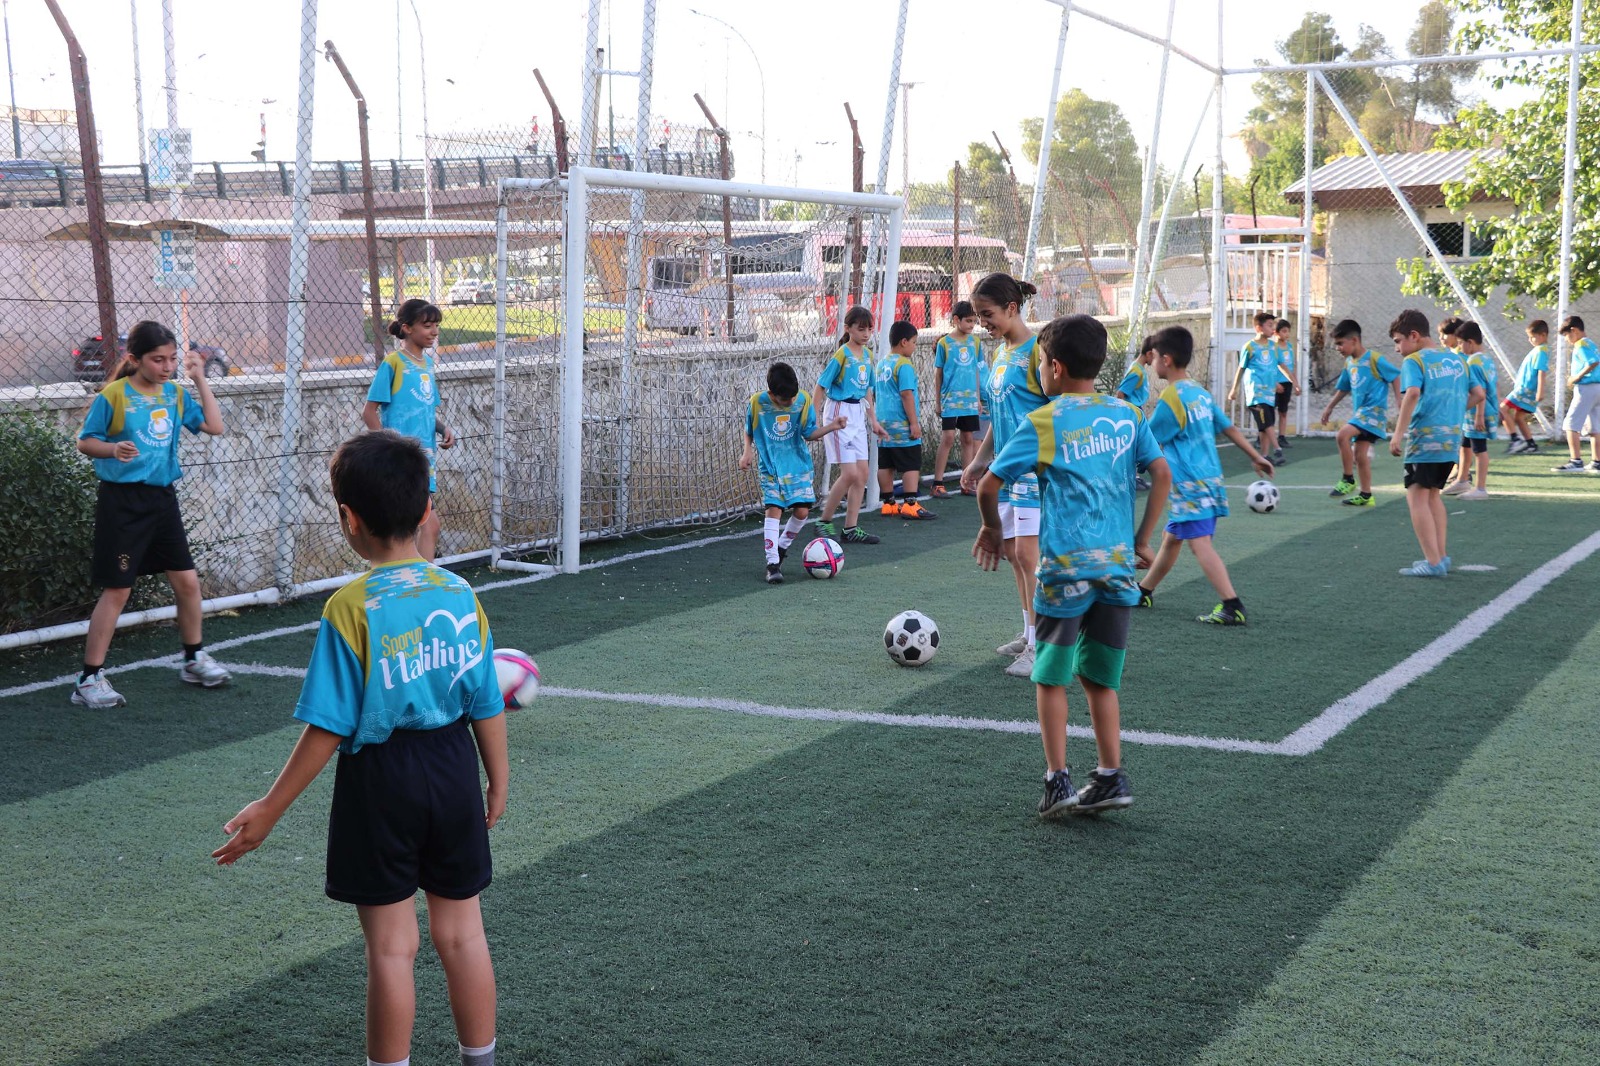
<box><xmin>802</xmin><ymin>536</ymin><xmax>845</xmax><ymax>579</ymax></box>
<box><xmin>493</xmin><ymin>648</ymin><xmax>541</xmax><ymax>710</ymax></box>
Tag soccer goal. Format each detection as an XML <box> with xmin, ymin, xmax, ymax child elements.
<box><xmin>491</xmin><ymin>168</ymin><xmax>906</xmax><ymax>575</ymax></box>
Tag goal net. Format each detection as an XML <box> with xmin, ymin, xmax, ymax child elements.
<box><xmin>493</xmin><ymin>169</ymin><xmax>906</xmax><ymax>573</ymax></box>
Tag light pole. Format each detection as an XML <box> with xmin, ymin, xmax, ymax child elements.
<box><xmin>404</xmin><ymin>0</ymin><xmax>436</xmax><ymax>302</ymax></box>
<box><xmin>900</xmin><ymin>81</ymin><xmax>918</xmax><ymax>194</ymax></box>
<box><xmin>687</xmin><ymin>7</ymin><xmax>765</xmax><ymax>187</ymax></box>
<box><xmin>3</xmin><ymin>0</ymin><xmax>21</xmax><ymax>157</ymax></box>
<box><xmin>130</xmin><ymin>0</ymin><xmax>146</xmax><ymax>166</ymax></box>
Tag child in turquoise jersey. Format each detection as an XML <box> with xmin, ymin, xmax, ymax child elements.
<box><xmin>72</xmin><ymin>320</ymin><xmax>229</xmax><ymax>709</ymax></box>
<box><xmin>740</xmin><ymin>361</ymin><xmax>848</xmax><ymax>584</ymax></box>
<box><xmin>975</xmin><ymin>314</ymin><xmax>1170</xmax><ymax>818</ymax></box>
<box><xmin>1118</xmin><ymin>336</ymin><xmax>1159</xmax><ymax>492</ymax></box>
<box><xmin>1446</xmin><ymin>322</ymin><xmax>1499</xmax><ymax>498</ymax></box>
<box><xmin>961</xmin><ymin>273</ymin><xmax>1049</xmax><ymax>679</ymax></box>
<box><xmin>1389</xmin><ymin>309</ymin><xmax>1482</xmax><ymax>577</ymax></box>
<box><xmin>814</xmin><ymin>305</ymin><xmax>886</xmax><ymax>545</ymax></box>
<box><xmin>1229</xmin><ymin>311</ymin><xmax>1286</xmax><ymax>464</ymax></box>
<box><xmin>1501</xmin><ymin>320</ymin><xmax>1548</xmax><ymax>454</ymax></box>
<box><xmin>364</xmin><ymin>298</ymin><xmax>457</xmax><ymax>562</ymax></box>
<box><xmin>1553</xmin><ymin>315</ymin><xmax>1600</xmax><ymax>473</ymax></box>
<box><xmin>875</xmin><ymin>320</ymin><xmax>937</xmax><ymax>520</ymax></box>
<box><xmin>214</xmin><ymin>430</ymin><xmax>508</xmax><ymax>1066</ymax></box>
<box><xmin>1272</xmin><ymin>318</ymin><xmax>1302</xmax><ymax>447</ymax></box>
<box><xmin>931</xmin><ymin>301</ymin><xmax>986</xmax><ymax>498</ymax></box>
<box><xmin>1320</xmin><ymin>318</ymin><xmax>1400</xmax><ymax>506</ymax></box>
<box><xmin>1136</xmin><ymin>326</ymin><xmax>1275</xmax><ymax>625</ymax></box>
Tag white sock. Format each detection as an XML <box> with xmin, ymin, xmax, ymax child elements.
<box><xmin>763</xmin><ymin>517</ymin><xmax>780</xmax><ymax>565</ymax></box>
<box><xmin>369</xmin><ymin>1058</ymin><xmax>409</xmax><ymax>1066</ymax></box>
<box><xmin>1024</xmin><ymin>623</ymin><xmax>1036</xmax><ymax>648</ymax></box>
<box><xmin>777</xmin><ymin>515</ymin><xmax>806</xmax><ymax>549</ymax></box>
<box><xmin>460</xmin><ymin>1037</ymin><xmax>495</xmax><ymax>1065</ymax></box>
<box><xmin>1096</xmin><ymin>766</ymin><xmax>1119</xmax><ymax>776</ymax></box>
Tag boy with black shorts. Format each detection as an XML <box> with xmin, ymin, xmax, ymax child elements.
<box><xmin>1390</xmin><ymin>310</ymin><xmax>1481</xmax><ymax>577</ymax></box>
<box><xmin>875</xmin><ymin>320</ymin><xmax>936</xmax><ymax>519</ymax></box>
<box><xmin>974</xmin><ymin>315</ymin><xmax>1170</xmax><ymax>818</ymax></box>
<box><xmin>1320</xmin><ymin>318</ymin><xmax>1399</xmax><ymax>506</ymax></box>
<box><xmin>214</xmin><ymin>430</ymin><xmax>508</xmax><ymax>1066</ymax></box>
<box><xmin>931</xmin><ymin>301</ymin><xmax>986</xmax><ymax>497</ymax></box>
<box><xmin>1229</xmin><ymin>311</ymin><xmax>1285</xmax><ymax>464</ymax></box>
<box><xmin>1272</xmin><ymin>318</ymin><xmax>1302</xmax><ymax>447</ymax></box>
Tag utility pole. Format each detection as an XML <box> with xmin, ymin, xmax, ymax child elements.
<box><xmin>899</xmin><ymin>81</ymin><xmax>918</xmax><ymax>195</ymax></box>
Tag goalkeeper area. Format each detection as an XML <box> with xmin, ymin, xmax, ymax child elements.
<box><xmin>3</xmin><ymin>441</ymin><xmax>1599</xmax><ymax>1065</ymax></box>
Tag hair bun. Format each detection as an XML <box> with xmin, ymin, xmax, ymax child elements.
<box><xmin>1018</xmin><ymin>281</ymin><xmax>1039</xmax><ymax>298</ymax></box>
<box><xmin>387</xmin><ymin>321</ymin><xmax>404</xmax><ymax>338</ymax></box>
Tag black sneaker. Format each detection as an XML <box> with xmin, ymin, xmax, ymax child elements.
<box><xmin>1136</xmin><ymin>587</ymin><xmax>1154</xmax><ymax>608</ymax></box>
<box><xmin>1280</xmin><ymin>436</ymin><xmax>1294</xmax><ymax>449</ymax></box>
<box><xmin>1038</xmin><ymin>770</ymin><xmax>1077</xmax><ymax>817</ymax></box>
<box><xmin>841</xmin><ymin>526</ymin><xmax>880</xmax><ymax>545</ymax></box>
<box><xmin>764</xmin><ymin>564</ymin><xmax>784</xmax><ymax>585</ymax></box>
<box><xmin>1272</xmin><ymin>448</ymin><xmax>1286</xmax><ymax>465</ymax></box>
<box><xmin>777</xmin><ymin>544</ymin><xmax>789</xmax><ymax>565</ymax></box>
<box><xmin>1198</xmin><ymin>602</ymin><xmax>1247</xmax><ymax>625</ymax></box>
<box><xmin>1073</xmin><ymin>769</ymin><xmax>1133</xmax><ymax>814</ymax></box>
<box><xmin>1552</xmin><ymin>458</ymin><xmax>1587</xmax><ymax>473</ymax></box>
<box><xmin>1590</xmin><ymin>461</ymin><xmax>1600</xmax><ymax>475</ymax></box>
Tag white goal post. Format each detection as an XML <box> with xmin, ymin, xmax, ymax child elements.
<box><xmin>492</xmin><ymin>167</ymin><xmax>907</xmax><ymax>576</ymax></box>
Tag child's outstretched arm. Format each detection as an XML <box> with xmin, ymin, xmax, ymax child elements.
<box><xmin>1221</xmin><ymin>424</ymin><xmax>1275</xmax><ymax>477</ymax></box>
<box><xmin>212</xmin><ymin>724</ymin><xmax>343</xmax><ymax>865</ymax></box>
<box><xmin>971</xmin><ymin>471</ymin><xmax>1006</xmax><ymax>571</ymax></box>
<box><xmin>1135</xmin><ymin>457</ymin><xmax>1172</xmax><ymax>568</ymax></box>
<box><xmin>471</xmin><ymin>713</ymin><xmax>510</xmax><ymax>829</ymax></box>
<box><xmin>805</xmin><ymin>416</ymin><xmax>848</xmax><ymax>442</ymax></box>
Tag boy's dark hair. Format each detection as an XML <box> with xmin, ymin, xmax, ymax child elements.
<box><xmin>1528</xmin><ymin>318</ymin><xmax>1550</xmax><ymax>337</ymax></box>
<box><xmin>952</xmin><ymin>300</ymin><xmax>975</xmax><ymax>319</ymax></box>
<box><xmin>766</xmin><ymin>361</ymin><xmax>800</xmax><ymax>399</ymax></box>
<box><xmin>1275</xmin><ymin>318</ymin><xmax>1292</xmax><ymax>332</ymax></box>
<box><xmin>1253</xmin><ymin>311</ymin><xmax>1276</xmax><ymax>328</ymax></box>
<box><xmin>1038</xmin><ymin>314</ymin><xmax>1108</xmax><ymax>380</ymax></box>
<box><xmin>1150</xmin><ymin>325</ymin><xmax>1194</xmax><ymax>368</ymax></box>
<box><xmin>1388</xmin><ymin>309</ymin><xmax>1431</xmax><ymax>338</ymax></box>
<box><xmin>330</xmin><ymin>430</ymin><xmax>431</xmax><ymax>541</ymax></box>
<box><xmin>389</xmin><ymin>297</ymin><xmax>442</xmax><ymax>339</ymax></box>
<box><xmin>1560</xmin><ymin>314</ymin><xmax>1585</xmax><ymax>334</ymax></box>
<box><xmin>1140</xmin><ymin>333</ymin><xmax>1158</xmax><ymax>355</ymax></box>
<box><xmin>1330</xmin><ymin>318</ymin><xmax>1362</xmax><ymax>341</ymax></box>
<box><xmin>971</xmin><ymin>272</ymin><xmax>1038</xmax><ymax>311</ymax></box>
<box><xmin>1456</xmin><ymin>321</ymin><xmax>1484</xmax><ymax>345</ymax></box>
<box><xmin>888</xmin><ymin>320</ymin><xmax>918</xmax><ymax>347</ymax></box>
<box><xmin>1438</xmin><ymin>316</ymin><xmax>1464</xmax><ymax>337</ymax></box>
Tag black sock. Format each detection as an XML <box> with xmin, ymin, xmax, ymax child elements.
<box><xmin>80</xmin><ymin>663</ymin><xmax>103</xmax><ymax>683</ymax></box>
<box><xmin>880</xmin><ymin>491</ymin><xmax>894</xmax><ymax>504</ymax></box>
<box><xmin>1138</xmin><ymin>585</ymin><xmax>1153</xmax><ymax>597</ymax></box>
<box><xmin>1342</xmin><ymin>470</ymin><xmax>1353</xmax><ymax>479</ymax></box>
<box><xmin>1223</xmin><ymin>597</ymin><xmax>1243</xmax><ymax>613</ymax></box>
<box><xmin>183</xmin><ymin>642</ymin><xmax>203</xmax><ymax>662</ymax></box>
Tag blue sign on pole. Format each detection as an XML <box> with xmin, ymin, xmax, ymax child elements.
<box><xmin>153</xmin><ymin>227</ymin><xmax>197</xmax><ymax>291</ymax></box>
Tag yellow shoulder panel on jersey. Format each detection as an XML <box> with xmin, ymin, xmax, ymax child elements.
<box><xmin>100</xmin><ymin>378</ymin><xmax>132</xmax><ymax>437</ymax></box>
<box><xmin>321</xmin><ymin>574</ymin><xmax>373</xmax><ymax>682</ymax></box>
<box><xmin>1157</xmin><ymin>383</ymin><xmax>1187</xmax><ymax>430</ymax></box>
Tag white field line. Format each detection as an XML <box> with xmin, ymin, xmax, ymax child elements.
<box><xmin>1229</xmin><ymin>482</ymin><xmax>1600</xmax><ymax>501</ymax></box>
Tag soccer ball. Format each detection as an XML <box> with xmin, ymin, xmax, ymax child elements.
<box><xmin>493</xmin><ymin>648</ymin><xmax>541</xmax><ymax>710</ymax></box>
<box><xmin>1247</xmin><ymin>480</ymin><xmax>1280</xmax><ymax>513</ymax></box>
<box><xmin>802</xmin><ymin>536</ymin><xmax>844</xmax><ymax>578</ymax></box>
<box><xmin>884</xmin><ymin>610</ymin><xmax>940</xmax><ymax>667</ymax></box>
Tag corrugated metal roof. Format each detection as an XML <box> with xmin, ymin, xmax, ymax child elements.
<box><xmin>1281</xmin><ymin>148</ymin><xmax>1501</xmax><ymax>201</ymax></box>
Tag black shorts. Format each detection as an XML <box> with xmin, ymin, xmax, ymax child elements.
<box><xmin>1275</xmin><ymin>381</ymin><xmax>1293</xmax><ymax>413</ymax></box>
<box><xmin>326</xmin><ymin>719</ymin><xmax>492</xmax><ymax>906</ymax></box>
<box><xmin>1249</xmin><ymin>404</ymin><xmax>1277</xmax><ymax>432</ymax></box>
<box><xmin>877</xmin><ymin>443</ymin><xmax>923</xmax><ymax>474</ymax></box>
<box><xmin>1460</xmin><ymin>435</ymin><xmax>1488</xmax><ymax>454</ymax></box>
<box><xmin>92</xmin><ymin>481</ymin><xmax>195</xmax><ymax>588</ymax></box>
<box><xmin>1351</xmin><ymin>427</ymin><xmax>1381</xmax><ymax>445</ymax></box>
<box><xmin>1404</xmin><ymin>462</ymin><xmax>1454</xmax><ymax>490</ymax></box>
<box><xmin>941</xmin><ymin>414</ymin><xmax>980</xmax><ymax>432</ymax></box>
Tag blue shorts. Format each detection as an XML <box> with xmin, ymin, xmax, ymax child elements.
<box><xmin>758</xmin><ymin>471</ymin><xmax>815</xmax><ymax>510</ymax></box>
<box><xmin>1167</xmin><ymin>517</ymin><xmax>1217</xmax><ymax>540</ymax></box>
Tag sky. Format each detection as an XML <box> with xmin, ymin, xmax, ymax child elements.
<box><xmin>2</xmin><ymin>0</ymin><xmax>1495</xmax><ymax>192</ymax></box>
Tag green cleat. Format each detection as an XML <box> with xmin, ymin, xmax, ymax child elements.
<box><xmin>1329</xmin><ymin>476</ymin><xmax>1356</xmax><ymax>497</ymax></box>
<box><xmin>1197</xmin><ymin>603</ymin><xmax>1247</xmax><ymax>626</ymax></box>
<box><xmin>814</xmin><ymin>520</ymin><xmax>838</xmax><ymax>539</ymax></box>
<box><xmin>1342</xmin><ymin>492</ymin><xmax>1375</xmax><ymax>507</ymax></box>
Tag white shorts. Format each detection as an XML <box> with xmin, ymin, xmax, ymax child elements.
<box><xmin>1562</xmin><ymin>382</ymin><xmax>1600</xmax><ymax>433</ymax></box>
<box><xmin>823</xmin><ymin>400</ymin><xmax>869</xmax><ymax>464</ymax></box>
<box><xmin>998</xmin><ymin>499</ymin><xmax>1041</xmax><ymax>540</ymax></box>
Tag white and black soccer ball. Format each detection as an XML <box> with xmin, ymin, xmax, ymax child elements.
<box><xmin>884</xmin><ymin>610</ymin><xmax>940</xmax><ymax>667</ymax></box>
<box><xmin>1246</xmin><ymin>479</ymin><xmax>1280</xmax><ymax>513</ymax></box>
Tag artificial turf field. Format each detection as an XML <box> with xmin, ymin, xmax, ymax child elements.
<box><xmin>3</xmin><ymin>438</ymin><xmax>1599</xmax><ymax>1065</ymax></box>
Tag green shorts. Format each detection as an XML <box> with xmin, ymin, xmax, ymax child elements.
<box><xmin>1032</xmin><ymin>603</ymin><xmax>1132</xmax><ymax>690</ymax></box>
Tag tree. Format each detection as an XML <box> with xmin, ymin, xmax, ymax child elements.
<box><xmin>956</xmin><ymin>140</ymin><xmax>1028</xmax><ymax>252</ymax></box>
<box><xmin>1401</xmin><ymin>0</ymin><xmax>1596</xmax><ymax>308</ymax></box>
<box><xmin>1018</xmin><ymin>89</ymin><xmax>1142</xmax><ymax>253</ymax></box>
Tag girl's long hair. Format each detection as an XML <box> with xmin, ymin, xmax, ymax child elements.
<box><xmin>389</xmin><ymin>298</ymin><xmax>443</xmax><ymax>341</ymax></box>
<box><xmin>837</xmin><ymin>305</ymin><xmax>873</xmax><ymax>349</ymax></box>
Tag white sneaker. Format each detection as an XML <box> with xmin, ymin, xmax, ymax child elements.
<box><xmin>71</xmin><ymin>670</ymin><xmax>127</xmax><ymax>709</ymax></box>
<box><xmin>1442</xmin><ymin>480</ymin><xmax>1471</xmax><ymax>495</ymax></box>
<box><xmin>995</xmin><ymin>632</ymin><xmax>1028</xmax><ymax>656</ymax></box>
<box><xmin>1459</xmin><ymin>487</ymin><xmax>1489</xmax><ymax>500</ymax></box>
<box><xmin>179</xmin><ymin>650</ymin><xmax>232</xmax><ymax>688</ymax></box>
<box><xmin>1004</xmin><ymin>646</ymin><xmax>1037</xmax><ymax>678</ymax></box>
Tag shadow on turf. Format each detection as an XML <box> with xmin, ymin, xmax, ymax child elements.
<box><xmin>63</xmin><ymin>553</ymin><xmax>1600</xmax><ymax>1066</ymax></box>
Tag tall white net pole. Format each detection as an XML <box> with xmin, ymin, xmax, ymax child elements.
<box><xmin>577</xmin><ymin>0</ymin><xmax>601</xmax><ymax>168</ymax></box>
<box><xmin>618</xmin><ymin>0</ymin><xmax>658</xmax><ymax>530</ymax></box>
<box><xmin>491</xmin><ymin>196</ymin><xmax>509</xmax><ymax>569</ymax></box>
<box><xmin>275</xmin><ymin>0</ymin><xmax>319</xmax><ymax>591</ymax></box>
<box><xmin>1123</xmin><ymin>0</ymin><xmax>1175</xmax><ymax>345</ymax></box>
<box><xmin>1023</xmin><ymin>2</ymin><xmax>1072</xmax><ymax>286</ymax></box>
<box><xmin>130</xmin><ymin>0</ymin><xmax>147</xmax><ymax>167</ymax></box>
<box><xmin>161</xmin><ymin>0</ymin><xmax>186</xmax><ymax>359</ymax></box>
<box><xmin>1554</xmin><ymin>2</ymin><xmax>1584</xmax><ymax>426</ymax></box>
<box><xmin>1298</xmin><ymin>69</ymin><xmax>1313</xmax><ymax>435</ymax></box>
<box><xmin>1208</xmin><ymin>1</ymin><xmax>1226</xmax><ymax>395</ymax></box>
<box><xmin>864</xmin><ymin>0</ymin><xmax>908</xmax><ymax>305</ymax></box>
<box><xmin>561</xmin><ymin>168</ymin><xmax>590</xmax><ymax>574</ymax></box>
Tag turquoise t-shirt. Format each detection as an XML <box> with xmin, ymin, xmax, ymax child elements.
<box><xmin>988</xmin><ymin>393</ymin><xmax>1162</xmax><ymax>619</ymax></box>
<box><xmin>1572</xmin><ymin>337</ymin><xmax>1600</xmax><ymax>385</ymax></box>
<box><xmin>1334</xmin><ymin>350</ymin><xmax>1400</xmax><ymax>439</ymax></box>
<box><xmin>1239</xmin><ymin>339</ymin><xmax>1280</xmax><ymax>406</ymax></box>
<box><xmin>874</xmin><ymin>355</ymin><xmax>921</xmax><ymax>446</ymax></box>
<box><xmin>1400</xmin><ymin>347</ymin><xmax>1469</xmax><ymax>462</ymax></box>
<box><xmin>934</xmin><ymin>335</ymin><xmax>987</xmax><ymax>416</ymax></box>
<box><xmin>1274</xmin><ymin>339</ymin><xmax>1296</xmax><ymax>382</ymax></box>
<box><xmin>79</xmin><ymin>377</ymin><xmax>207</xmax><ymax>485</ymax></box>
<box><xmin>1463</xmin><ymin>354</ymin><xmax>1500</xmax><ymax>440</ymax></box>
<box><xmin>1508</xmin><ymin>345</ymin><xmax>1548</xmax><ymax>408</ymax></box>
<box><xmin>368</xmin><ymin>351</ymin><xmax>441</xmax><ymax>489</ymax></box>
<box><xmin>1116</xmin><ymin>361</ymin><xmax>1151</xmax><ymax>408</ymax></box>
<box><xmin>294</xmin><ymin>560</ymin><xmax>502</xmax><ymax>754</ymax></box>
<box><xmin>985</xmin><ymin>335</ymin><xmax>1048</xmax><ymax>509</ymax></box>
<box><xmin>817</xmin><ymin>344</ymin><xmax>873</xmax><ymax>402</ymax></box>
<box><xmin>746</xmin><ymin>390</ymin><xmax>819</xmax><ymax>485</ymax></box>
<box><xmin>1148</xmin><ymin>381</ymin><xmax>1233</xmax><ymax>523</ymax></box>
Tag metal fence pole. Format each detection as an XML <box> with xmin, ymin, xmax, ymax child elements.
<box><xmin>1122</xmin><ymin>0</ymin><xmax>1175</xmax><ymax>341</ymax></box>
<box><xmin>560</xmin><ymin>168</ymin><xmax>589</xmax><ymax>574</ymax></box>
<box><xmin>491</xmin><ymin>195</ymin><xmax>509</xmax><ymax>568</ymax></box>
<box><xmin>1554</xmin><ymin>2</ymin><xmax>1584</xmax><ymax>428</ymax></box>
<box><xmin>617</xmin><ymin>0</ymin><xmax>658</xmax><ymax>531</ymax></box>
<box><xmin>1298</xmin><ymin>69</ymin><xmax>1314</xmax><ymax>434</ymax></box>
<box><xmin>1023</xmin><ymin>3</ymin><xmax>1071</xmax><ymax>285</ymax></box>
<box><xmin>323</xmin><ymin>41</ymin><xmax>387</xmax><ymax>365</ymax></box>
<box><xmin>1208</xmin><ymin>2</ymin><xmax>1226</xmax><ymax>395</ymax></box>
